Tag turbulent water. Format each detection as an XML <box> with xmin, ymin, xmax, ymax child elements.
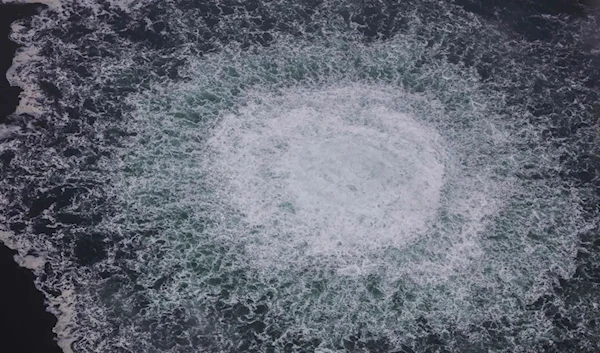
<box><xmin>1</xmin><ymin>1</ymin><xmax>599</xmax><ymax>352</ymax></box>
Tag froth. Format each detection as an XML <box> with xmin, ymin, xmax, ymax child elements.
<box><xmin>205</xmin><ymin>86</ymin><xmax>446</xmax><ymax>267</ymax></box>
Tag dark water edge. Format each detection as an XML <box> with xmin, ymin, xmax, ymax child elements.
<box><xmin>0</xmin><ymin>245</ymin><xmax>62</xmax><ymax>353</ymax></box>
<box><xmin>0</xmin><ymin>3</ymin><xmax>62</xmax><ymax>353</ymax></box>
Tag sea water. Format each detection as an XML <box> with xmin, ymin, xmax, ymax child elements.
<box><xmin>1</xmin><ymin>1</ymin><xmax>599</xmax><ymax>352</ymax></box>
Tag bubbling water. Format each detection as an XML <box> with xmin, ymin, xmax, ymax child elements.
<box><xmin>205</xmin><ymin>87</ymin><xmax>446</xmax><ymax>268</ymax></box>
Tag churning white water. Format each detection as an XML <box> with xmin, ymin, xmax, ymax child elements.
<box><xmin>205</xmin><ymin>86</ymin><xmax>447</xmax><ymax>265</ymax></box>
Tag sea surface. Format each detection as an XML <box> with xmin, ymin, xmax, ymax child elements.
<box><xmin>1</xmin><ymin>1</ymin><xmax>599</xmax><ymax>352</ymax></box>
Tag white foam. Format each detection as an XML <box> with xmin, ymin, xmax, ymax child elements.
<box><xmin>0</xmin><ymin>125</ymin><xmax>20</xmax><ymax>141</ymax></box>
<box><xmin>2</xmin><ymin>0</ymin><xmax>63</xmax><ymax>11</ymax></box>
<box><xmin>6</xmin><ymin>34</ymin><xmax>44</xmax><ymax>117</ymax></box>
<box><xmin>205</xmin><ymin>86</ymin><xmax>447</xmax><ymax>268</ymax></box>
<box><xmin>0</xmin><ymin>231</ymin><xmax>12</xmax><ymax>246</ymax></box>
<box><xmin>51</xmin><ymin>289</ymin><xmax>76</xmax><ymax>353</ymax></box>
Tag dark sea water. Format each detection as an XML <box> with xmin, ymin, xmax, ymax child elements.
<box><xmin>1</xmin><ymin>1</ymin><xmax>599</xmax><ymax>353</ymax></box>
